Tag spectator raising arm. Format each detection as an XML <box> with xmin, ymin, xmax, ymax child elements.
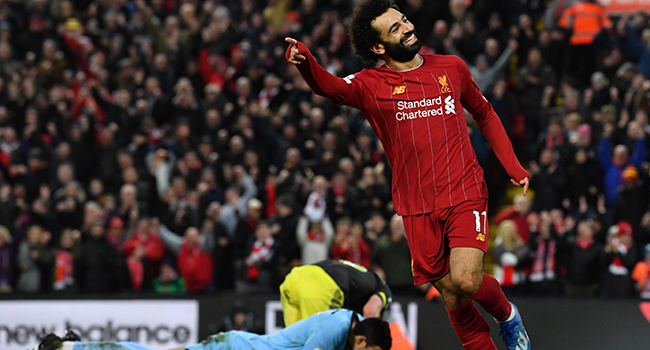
<box><xmin>158</xmin><ymin>224</ymin><xmax>214</xmax><ymax>254</ymax></box>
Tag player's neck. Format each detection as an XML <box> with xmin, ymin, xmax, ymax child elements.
<box><xmin>384</xmin><ymin>54</ymin><xmax>423</xmax><ymax>72</ymax></box>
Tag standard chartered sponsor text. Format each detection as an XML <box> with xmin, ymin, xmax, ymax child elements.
<box><xmin>396</xmin><ymin>96</ymin><xmax>445</xmax><ymax>121</ymax></box>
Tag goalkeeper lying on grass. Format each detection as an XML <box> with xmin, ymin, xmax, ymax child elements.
<box><xmin>34</xmin><ymin>309</ymin><xmax>391</xmax><ymax>350</ymax></box>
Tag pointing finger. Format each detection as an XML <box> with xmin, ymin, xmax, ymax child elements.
<box><xmin>521</xmin><ymin>177</ymin><xmax>529</xmax><ymax>196</ymax></box>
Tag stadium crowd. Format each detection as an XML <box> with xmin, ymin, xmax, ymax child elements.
<box><xmin>0</xmin><ymin>0</ymin><xmax>649</xmax><ymax>300</ymax></box>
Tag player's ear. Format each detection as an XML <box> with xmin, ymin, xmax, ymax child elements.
<box><xmin>353</xmin><ymin>335</ymin><xmax>367</xmax><ymax>349</ymax></box>
<box><xmin>370</xmin><ymin>43</ymin><xmax>385</xmax><ymax>56</ymax></box>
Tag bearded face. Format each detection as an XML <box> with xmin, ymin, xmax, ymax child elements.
<box><xmin>381</xmin><ymin>28</ymin><xmax>422</xmax><ymax>63</ymax></box>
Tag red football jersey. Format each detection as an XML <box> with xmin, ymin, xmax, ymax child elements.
<box><xmin>290</xmin><ymin>43</ymin><xmax>528</xmax><ymax>216</ymax></box>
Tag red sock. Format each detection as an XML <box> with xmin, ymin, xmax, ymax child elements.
<box><xmin>469</xmin><ymin>273</ymin><xmax>512</xmax><ymax>321</ymax></box>
<box><xmin>447</xmin><ymin>301</ymin><xmax>497</xmax><ymax>350</ymax></box>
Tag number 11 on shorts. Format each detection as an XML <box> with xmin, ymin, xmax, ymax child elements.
<box><xmin>472</xmin><ymin>210</ymin><xmax>486</xmax><ymax>233</ymax></box>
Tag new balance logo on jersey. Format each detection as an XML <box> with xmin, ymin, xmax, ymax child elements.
<box><xmin>393</xmin><ymin>85</ymin><xmax>406</xmax><ymax>95</ymax></box>
<box><xmin>444</xmin><ymin>95</ymin><xmax>456</xmax><ymax>115</ymax></box>
<box><xmin>438</xmin><ymin>75</ymin><xmax>451</xmax><ymax>93</ymax></box>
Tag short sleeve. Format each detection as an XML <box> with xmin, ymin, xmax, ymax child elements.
<box><xmin>375</xmin><ymin>274</ymin><xmax>393</xmax><ymax>310</ymax></box>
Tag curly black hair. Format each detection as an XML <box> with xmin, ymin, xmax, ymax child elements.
<box><xmin>348</xmin><ymin>0</ymin><xmax>398</xmax><ymax>64</ymax></box>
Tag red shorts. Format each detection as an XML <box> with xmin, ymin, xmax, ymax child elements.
<box><xmin>403</xmin><ymin>197</ymin><xmax>489</xmax><ymax>285</ymax></box>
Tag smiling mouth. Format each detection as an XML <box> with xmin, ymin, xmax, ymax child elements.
<box><xmin>402</xmin><ymin>33</ymin><xmax>416</xmax><ymax>45</ymax></box>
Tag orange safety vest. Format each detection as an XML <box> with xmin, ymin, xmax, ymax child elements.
<box><xmin>389</xmin><ymin>321</ymin><xmax>416</xmax><ymax>350</ymax></box>
<box><xmin>559</xmin><ymin>1</ymin><xmax>611</xmax><ymax>45</ymax></box>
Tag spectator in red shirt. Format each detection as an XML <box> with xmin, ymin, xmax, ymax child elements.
<box><xmin>332</xmin><ymin>217</ymin><xmax>353</xmax><ymax>261</ymax></box>
<box><xmin>178</xmin><ymin>226</ymin><xmax>214</xmax><ymax>293</ymax></box>
<box><xmin>123</xmin><ymin>217</ymin><xmax>165</xmax><ymax>290</ymax></box>
<box><xmin>495</xmin><ymin>194</ymin><xmax>535</xmax><ymax>244</ymax></box>
<box><xmin>123</xmin><ymin>218</ymin><xmax>165</xmax><ymax>262</ymax></box>
<box><xmin>331</xmin><ymin>218</ymin><xmax>371</xmax><ymax>269</ymax></box>
<box><xmin>106</xmin><ymin>216</ymin><xmax>126</xmax><ymax>250</ymax></box>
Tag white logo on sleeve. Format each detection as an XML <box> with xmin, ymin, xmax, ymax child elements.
<box><xmin>444</xmin><ymin>95</ymin><xmax>456</xmax><ymax>115</ymax></box>
<box><xmin>343</xmin><ymin>74</ymin><xmax>355</xmax><ymax>84</ymax></box>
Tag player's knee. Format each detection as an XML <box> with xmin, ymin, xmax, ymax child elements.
<box><xmin>451</xmin><ymin>273</ymin><xmax>482</xmax><ymax>295</ymax></box>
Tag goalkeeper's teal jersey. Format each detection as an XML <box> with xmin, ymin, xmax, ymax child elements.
<box><xmin>69</xmin><ymin>309</ymin><xmax>358</xmax><ymax>350</ymax></box>
<box><xmin>186</xmin><ymin>309</ymin><xmax>358</xmax><ymax>350</ymax></box>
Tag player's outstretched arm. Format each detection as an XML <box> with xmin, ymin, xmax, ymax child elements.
<box><xmin>283</xmin><ymin>37</ymin><xmax>351</xmax><ymax>105</ymax></box>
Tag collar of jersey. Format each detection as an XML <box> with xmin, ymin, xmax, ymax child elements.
<box><xmin>385</xmin><ymin>54</ymin><xmax>424</xmax><ymax>72</ymax></box>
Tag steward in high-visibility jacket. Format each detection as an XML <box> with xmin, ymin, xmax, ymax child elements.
<box><xmin>559</xmin><ymin>0</ymin><xmax>611</xmax><ymax>45</ymax></box>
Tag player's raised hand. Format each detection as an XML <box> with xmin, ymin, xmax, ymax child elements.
<box><xmin>510</xmin><ymin>176</ymin><xmax>529</xmax><ymax>196</ymax></box>
<box><xmin>285</xmin><ymin>37</ymin><xmax>306</xmax><ymax>65</ymax></box>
